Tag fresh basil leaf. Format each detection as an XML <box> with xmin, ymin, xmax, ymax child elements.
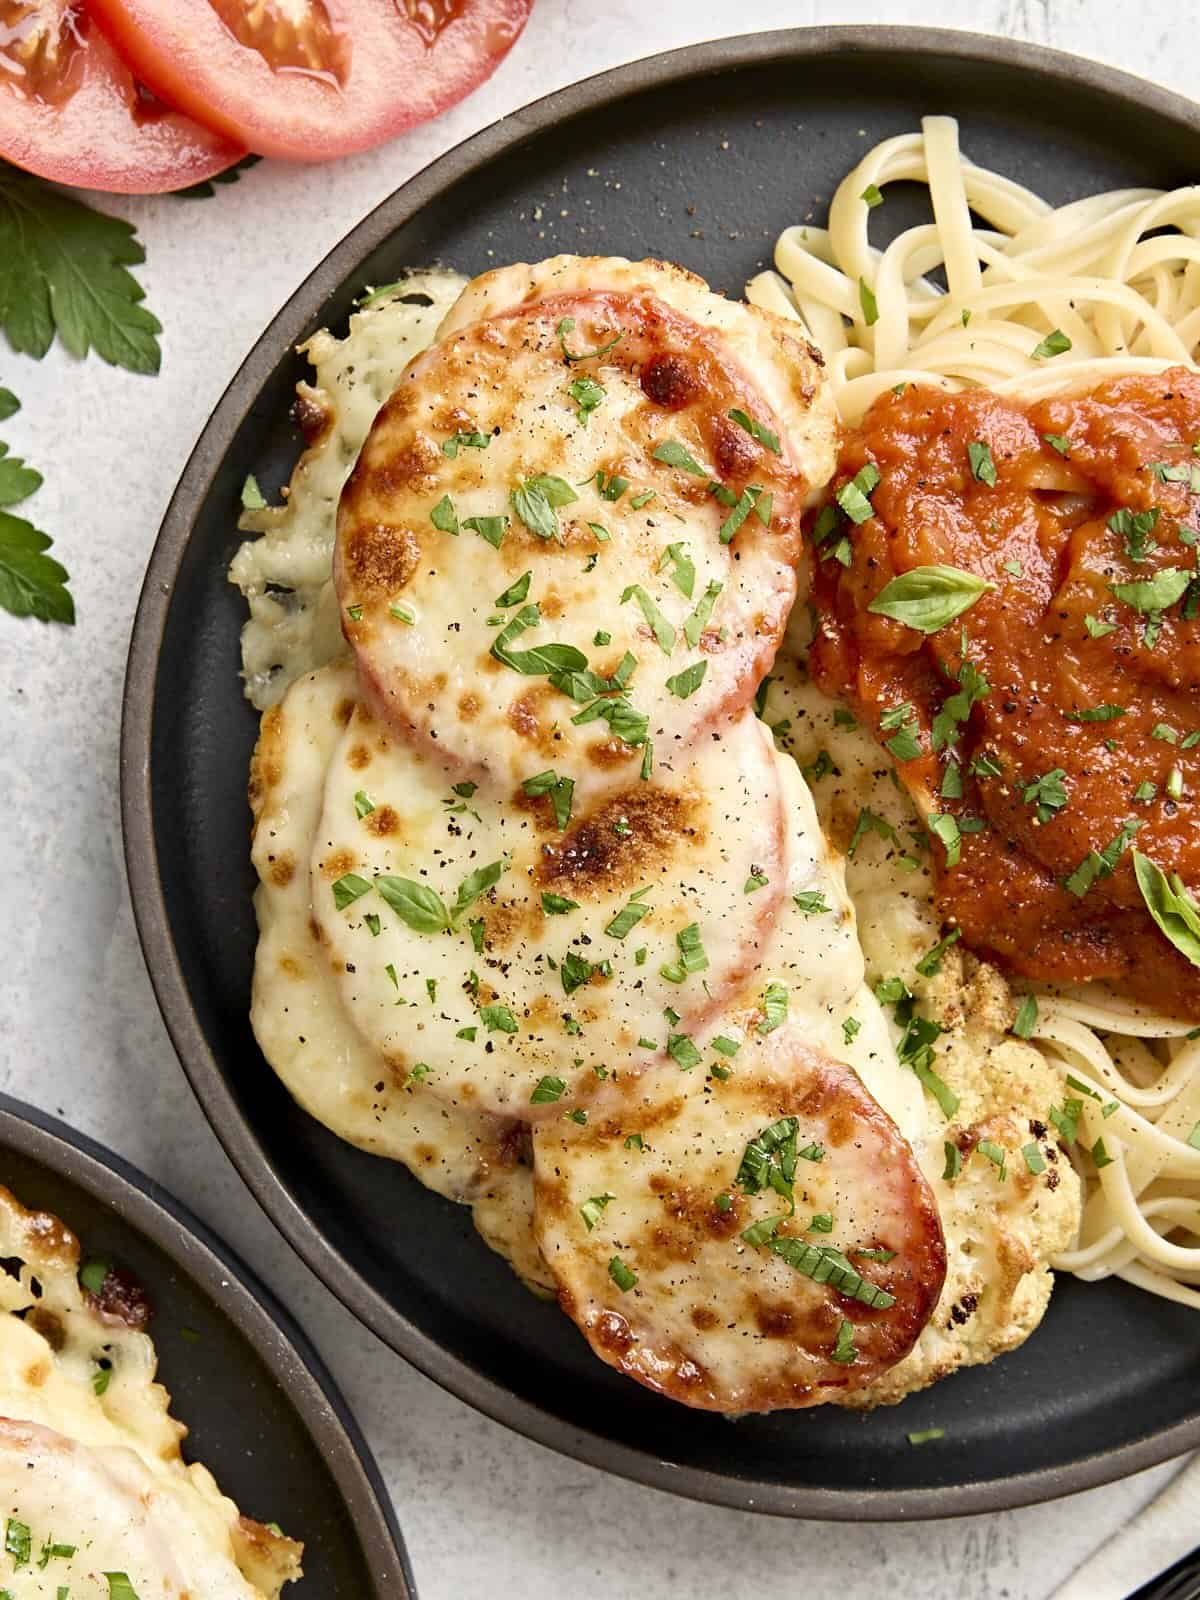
<box><xmin>568</xmin><ymin>375</ymin><xmax>605</xmax><ymax>425</ymax></box>
<box><xmin>0</xmin><ymin>388</ymin><xmax>17</xmax><ymax>421</ymax></box>
<box><xmin>375</xmin><ymin>875</ymin><xmax>451</xmax><ymax>933</ymax></box>
<box><xmin>718</xmin><ymin>484</ymin><xmax>762</xmax><ymax>543</ymax></box>
<box><xmin>480</xmin><ymin>1003</ymin><xmax>518</xmax><ymax>1034</ymax></box>
<box><xmin>608</xmin><ymin>1256</ymin><xmax>637</xmax><ymax>1291</ymax></box>
<box><xmin>495</xmin><ymin>570</ymin><xmax>531</xmax><ymax>607</ymax></box>
<box><xmin>331</xmin><ymin>873</ymin><xmax>372</xmax><ymax>911</ymax></box>
<box><xmin>492</xmin><ymin>603</ymin><xmax>588</xmax><ymax>676</ymax></box>
<box><xmin>967</xmin><ymin>440</ymin><xmax>997</xmax><ymax>487</ymax></box>
<box><xmin>442</xmin><ymin>430</ymin><xmax>490</xmax><ymax>458</ymax></box>
<box><xmin>511</xmin><ymin>482</ymin><xmax>559</xmax><ymax>541</ymax></box>
<box><xmin>682</xmin><ymin>578</ymin><xmax>722</xmax><ymax>647</ymax></box>
<box><xmin>530</xmin><ymin>1074</ymin><xmax>565</xmax><ymax>1104</ymax></box>
<box><xmin>758</xmin><ymin>981</ymin><xmax>788</xmax><ymax>1035</ymax></box>
<box><xmin>542</xmin><ymin>891</ymin><xmax>579</xmax><ymax>915</ymax></box>
<box><xmin>659</xmin><ymin>540</ymin><xmax>695</xmax><ymax>598</ymax></box>
<box><xmin>450</xmin><ymin>857</ymin><xmax>507</xmax><ymax>924</ymax></box>
<box><xmin>1133</xmin><ymin>851</ymin><xmax>1200</xmax><ymax>970</ymax></box>
<box><xmin>867</xmin><ymin>565</ymin><xmax>992</xmax><ymax>633</ymax></box>
<box><xmin>556</xmin><ymin>316</ymin><xmax>623</xmax><ymax>362</ymax></box>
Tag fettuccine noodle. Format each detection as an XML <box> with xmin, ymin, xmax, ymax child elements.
<box><xmin>750</xmin><ymin>116</ymin><xmax>1200</xmax><ymax>1309</ymax></box>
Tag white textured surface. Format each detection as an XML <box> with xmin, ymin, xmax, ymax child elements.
<box><xmin>0</xmin><ymin>4</ymin><xmax>1195</xmax><ymax>1597</ymax></box>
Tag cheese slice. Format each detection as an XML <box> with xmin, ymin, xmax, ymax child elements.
<box><xmin>250</xmin><ymin>659</ymin><xmax>551</xmax><ymax>1290</ymax></box>
<box><xmin>335</xmin><ymin>255</ymin><xmax>835</xmax><ymax>806</ymax></box>
<box><xmin>532</xmin><ymin>1026</ymin><xmax>946</xmax><ymax>1413</ymax></box>
<box><xmin>311</xmin><ymin>704</ymin><xmax>785</xmax><ymax>1117</ymax></box>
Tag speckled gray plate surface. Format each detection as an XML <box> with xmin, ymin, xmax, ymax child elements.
<box><xmin>122</xmin><ymin>27</ymin><xmax>1200</xmax><ymax>1518</ymax></box>
<box><xmin>0</xmin><ymin>1096</ymin><xmax>412</xmax><ymax>1594</ymax></box>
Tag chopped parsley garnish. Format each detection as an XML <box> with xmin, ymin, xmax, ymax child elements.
<box><xmin>831</xmin><ymin>1319</ymin><xmax>858</xmax><ymax>1364</ymax></box>
<box><xmin>530</xmin><ymin>1075</ymin><xmax>566</xmax><ymax>1104</ymax></box>
<box><xmin>659</xmin><ymin>541</ymin><xmax>695</xmax><ymax>598</ymax></box>
<box><xmin>542</xmin><ymin>891</ymin><xmax>579</xmax><ymax>915</ymax></box>
<box><xmin>1084</xmin><ymin>612</ymin><xmax>1117</xmax><ymax>638</ymax></box>
<box><xmin>967</xmin><ymin>440</ymin><xmax>997</xmax><ymax>487</ymax></box>
<box><xmin>907</xmin><ymin>1428</ymin><xmax>946</xmax><ymax>1446</ymax></box>
<box><xmin>494</xmin><ymin>570</ymin><xmax>532</xmax><ymax>607</ymax></box>
<box><xmin>757</xmin><ymin>981</ymin><xmax>788</xmax><ymax>1034</ymax></box>
<box><xmin>728</xmin><ymin>408</ymin><xmax>781</xmax><ymax>455</ymax></box>
<box><xmin>4</xmin><ymin>1521</ymin><xmax>30</xmax><ymax>1568</ymax></box>
<box><xmin>942</xmin><ymin>1141</ymin><xmax>962</xmax><ymax>1180</ymax></box>
<box><xmin>1022</xmin><ymin>1141</ymin><xmax>1047</xmax><ymax>1175</ymax></box>
<box><xmin>570</xmin><ymin>694</ymin><xmax>649</xmax><ymax>747</ymax></box>
<box><xmin>621</xmin><ymin>583</ymin><xmax>675</xmax><ymax>653</ymax></box>
<box><xmin>977</xmin><ymin>1139</ymin><xmax>1007</xmax><ymax>1179</ymax></box>
<box><xmin>491</xmin><ymin>602</ymin><xmax>586</xmax><ymax>677</ymax></box>
<box><xmin>1012</xmin><ymin>995</ymin><xmax>1038</xmax><ymax>1038</ymax></box>
<box><xmin>928</xmin><ymin>812</ymin><xmax>962</xmax><ymax>868</ymax></box>
<box><xmin>847</xmin><ymin>807</ymin><xmax>896</xmax><ymax>858</ymax></box>
<box><xmin>1064</xmin><ymin>817</ymin><xmax>1141</xmax><ymax>898</ymax></box>
<box><xmin>842</xmin><ymin>1016</ymin><xmax>861</xmax><ymax>1045</ymax></box>
<box><xmin>667</xmin><ymin>1033</ymin><xmax>702</xmax><ymax>1070</ymax></box>
<box><xmin>1108</xmin><ymin>505</ymin><xmax>1160</xmax><ymax>562</ymax></box>
<box><xmin>605</xmin><ymin>890</ymin><xmax>651</xmax><ymax>940</ymax></box>
<box><xmin>479</xmin><ymin>1004</ymin><xmax>518</xmax><ymax>1034</ymax></box>
<box><xmin>332</xmin><ymin>873</ymin><xmax>372</xmax><ymax>911</ymax></box>
<box><xmin>718</xmin><ymin>484</ymin><xmax>764</xmax><ymax>543</ymax></box>
<box><xmin>241</xmin><ymin>473</ymin><xmax>266</xmax><ymax>510</ymax></box>
<box><xmin>683</xmin><ymin>579</ymin><xmax>723</xmax><ymax>647</ymax></box>
<box><xmin>915</xmin><ymin>928</ymin><xmax>961</xmax><ymax>978</ymax></box>
<box><xmin>749</xmin><ymin>1233</ymin><xmax>896</xmax><ymax>1309</ymax></box>
<box><xmin>430</xmin><ymin>493</ymin><xmax>458</xmax><ymax>534</ymax></box>
<box><xmin>1043</xmin><ymin>433</ymin><xmax>1073</xmax><ymax>455</ymax></box>
<box><xmin>556</xmin><ymin>316</ymin><xmax>623</xmax><ymax>362</ymax></box>
<box><xmin>744</xmin><ymin>870</ymin><xmax>769</xmax><ymax>894</ymax></box>
<box><xmin>560</xmin><ymin>951</ymin><xmax>594</xmax><ymax>995</ymax></box>
<box><xmin>711</xmin><ymin>1035</ymin><xmax>741</xmax><ymax>1057</ymax></box>
<box><xmin>793</xmin><ymin>890</ymin><xmax>831</xmax><ymax>914</ymax></box>
<box><xmin>660</xmin><ymin>922</ymin><xmax>708</xmax><ymax>983</ymax></box>
<box><xmin>1050</xmin><ymin>1098</ymin><xmax>1084</xmax><ymax>1144</ymax></box>
<box><xmin>1111</xmin><ymin>567</ymin><xmax>1191</xmax><ymax>614</ymax></box>
<box><xmin>511</xmin><ymin>474</ymin><xmax>578</xmax><ymax>541</ymax></box>
<box><xmin>1031</xmin><ymin>328</ymin><xmax>1071</xmax><ymax>359</ymax></box>
<box><xmin>608</xmin><ymin>1256</ymin><xmax>638</xmax><ymax>1291</ymax></box>
<box><xmin>354</xmin><ymin>791</ymin><xmax>375</xmax><ymax>817</ymax></box>
<box><xmin>861</xmin><ymin>183</ymin><xmax>884</xmax><ymax>207</ymax></box>
<box><xmin>653</xmin><ymin>439</ymin><xmax>707</xmax><ymax>476</ymax></box>
<box><xmin>1023</xmin><ymin>767</ymin><xmax>1070</xmax><ymax>824</ymax></box>
<box><xmin>105</xmin><ymin>1576</ymin><xmax>143</xmax><ymax>1600</ymax></box>
<box><xmin>665</xmin><ymin>659</ymin><xmax>707</xmax><ymax>699</ymax></box>
<box><xmin>441</xmin><ymin>429</ymin><xmax>490</xmax><ymax>458</ymax></box>
<box><xmin>858</xmin><ymin>276</ymin><xmax>879</xmax><ymax>327</ymax></box>
<box><xmin>522</xmin><ymin>768</ymin><xmax>575</xmax><ymax>829</ymax></box>
<box><xmin>1092</xmin><ymin>1137</ymin><xmax>1114</xmax><ymax>1170</ymax></box>
<box><xmin>568</xmin><ymin>375</ymin><xmax>606</xmax><ymax>426</ymax></box>
<box><xmin>593</xmin><ymin>470</ymin><xmax>628</xmax><ymax>502</ymax></box>
<box><xmin>580</xmin><ymin>1193</ymin><xmax>614</xmax><ymax>1231</ymax></box>
<box><xmin>1064</xmin><ymin>703</ymin><xmax>1126</xmax><ymax>723</ymax></box>
<box><xmin>836</xmin><ymin>462</ymin><xmax>881</xmax><ymax>524</ymax></box>
<box><xmin>880</xmin><ymin>701</ymin><xmax>922</xmax><ymax>763</ymax></box>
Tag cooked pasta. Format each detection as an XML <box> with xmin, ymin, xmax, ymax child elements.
<box><xmin>750</xmin><ymin>116</ymin><xmax>1200</xmax><ymax>1312</ymax></box>
<box><xmin>747</xmin><ymin>114</ymin><xmax>1200</xmax><ymax>422</ymax></box>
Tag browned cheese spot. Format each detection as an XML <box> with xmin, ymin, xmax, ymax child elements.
<box><xmin>640</xmin><ymin>352</ymin><xmax>701</xmax><ymax>410</ymax></box>
<box><xmin>539</xmin><ymin>787</ymin><xmax>698</xmax><ymax>895</ymax></box>
<box><xmin>364</xmin><ymin>805</ymin><xmax>400</xmax><ymax>837</ymax></box>
<box><xmin>341</xmin><ymin>522</ymin><xmax>420</xmax><ymax>601</ymax></box>
<box><xmin>711</xmin><ymin>413</ymin><xmax>760</xmax><ymax>480</ymax></box>
<box><xmin>458</xmin><ymin>691</ymin><xmax>481</xmax><ymax>722</ymax></box>
<box><xmin>269</xmin><ymin>851</ymin><xmax>295</xmax><ymax>887</ymax></box>
<box><xmin>319</xmin><ymin>848</ymin><xmax>358</xmax><ymax>881</ymax></box>
<box><xmin>347</xmin><ymin>744</ymin><xmax>371</xmax><ymax>771</ymax></box>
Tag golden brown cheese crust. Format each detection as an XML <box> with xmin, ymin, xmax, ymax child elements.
<box><xmin>335</xmin><ymin>255</ymin><xmax>836</xmax><ymax>806</ymax></box>
<box><xmin>533</xmin><ymin>1030</ymin><xmax>946</xmax><ymax>1412</ymax></box>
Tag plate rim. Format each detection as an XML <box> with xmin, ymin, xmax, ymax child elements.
<box><xmin>120</xmin><ymin>23</ymin><xmax>1200</xmax><ymax>1521</ymax></box>
<box><xmin>0</xmin><ymin>1093</ymin><xmax>414</xmax><ymax>1595</ymax></box>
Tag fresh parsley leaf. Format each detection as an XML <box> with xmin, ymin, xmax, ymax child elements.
<box><xmin>665</xmin><ymin>659</ymin><xmax>707</xmax><ymax>699</ymax></box>
<box><xmin>0</xmin><ymin>505</ymin><xmax>73</xmax><ymax>624</ymax></box>
<box><xmin>653</xmin><ymin>439</ymin><xmax>706</xmax><ymax>476</ymax></box>
<box><xmin>530</xmin><ymin>1075</ymin><xmax>565</xmax><ymax>1104</ymax></box>
<box><xmin>967</xmin><ymin>440</ymin><xmax>997</xmax><ymax>486</ymax></box>
<box><xmin>659</xmin><ymin>540</ymin><xmax>695</xmax><ymax>598</ymax></box>
<box><xmin>793</xmin><ymin>890</ymin><xmax>830</xmax><ymax>914</ymax></box>
<box><xmin>479</xmin><ymin>1003</ymin><xmax>518</xmax><ymax>1034</ymax></box>
<box><xmin>1023</xmin><ymin>767</ymin><xmax>1070</xmax><ymax>824</ymax></box>
<box><xmin>1031</xmin><ymin>328</ymin><xmax>1071</xmax><ymax>359</ymax></box>
<box><xmin>1111</xmin><ymin>567</ymin><xmax>1191</xmax><ymax>614</ymax></box>
<box><xmin>0</xmin><ymin>167</ymin><xmax>161</xmax><ymax>371</ymax></box>
<box><xmin>728</xmin><ymin>408</ymin><xmax>781</xmax><ymax>455</ymax></box>
<box><xmin>442</xmin><ymin>429</ymin><xmax>490</xmax><ymax>458</ymax></box>
<box><xmin>568</xmin><ymin>375</ymin><xmax>605</xmax><ymax>425</ymax></box>
<box><xmin>682</xmin><ymin>578</ymin><xmax>722</xmax><ymax>647</ymax></box>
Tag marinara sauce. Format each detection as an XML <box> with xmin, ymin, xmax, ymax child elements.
<box><xmin>810</xmin><ymin>369</ymin><xmax>1200</xmax><ymax>1017</ymax></box>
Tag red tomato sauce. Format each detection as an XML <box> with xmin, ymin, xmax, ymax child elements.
<box><xmin>809</xmin><ymin>369</ymin><xmax>1200</xmax><ymax>1017</ymax></box>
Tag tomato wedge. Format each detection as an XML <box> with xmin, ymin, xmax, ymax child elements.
<box><xmin>0</xmin><ymin>2</ymin><xmax>245</xmax><ymax>193</ymax></box>
<box><xmin>84</xmin><ymin>0</ymin><xmax>533</xmax><ymax>162</ymax></box>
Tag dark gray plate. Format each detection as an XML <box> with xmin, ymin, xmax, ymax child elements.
<box><xmin>121</xmin><ymin>26</ymin><xmax>1200</xmax><ymax>1518</ymax></box>
<box><xmin>0</xmin><ymin>1096</ymin><xmax>412</xmax><ymax>1595</ymax></box>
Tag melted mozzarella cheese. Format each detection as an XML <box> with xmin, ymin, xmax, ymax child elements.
<box><xmin>532</xmin><ymin>1027</ymin><xmax>945</xmax><ymax>1413</ymax></box>
<box><xmin>335</xmin><ymin>255</ymin><xmax>835</xmax><ymax>806</ymax></box>
<box><xmin>250</xmin><ymin>661</ymin><xmax>551</xmax><ymax>1290</ymax></box>
<box><xmin>231</xmin><ymin>272</ymin><xmax>467</xmax><ymax>708</ymax></box>
<box><xmin>0</xmin><ymin>1188</ymin><xmax>301</xmax><ymax>1597</ymax></box>
<box><xmin>311</xmin><ymin>706</ymin><xmax>785</xmax><ymax>1117</ymax></box>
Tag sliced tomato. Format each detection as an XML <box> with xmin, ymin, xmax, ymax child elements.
<box><xmin>83</xmin><ymin>0</ymin><xmax>532</xmax><ymax>162</ymax></box>
<box><xmin>0</xmin><ymin>2</ymin><xmax>245</xmax><ymax>192</ymax></box>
